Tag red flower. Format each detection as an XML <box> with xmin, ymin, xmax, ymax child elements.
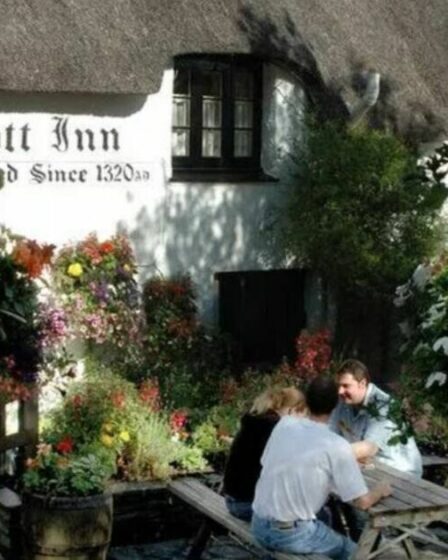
<box><xmin>12</xmin><ymin>240</ymin><xmax>54</xmax><ymax>278</ymax></box>
<box><xmin>138</xmin><ymin>379</ymin><xmax>161</xmax><ymax>412</ymax></box>
<box><xmin>295</xmin><ymin>329</ymin><xmax>332</xmax><ymax>380</ymax></box>
<box><xmin>100</xmin><ymin>241</ymin><xmax>115</xmax><ymax>254</ymax></box>
<box><xmin>111</xmin><ymin>391</ymin><xmax>126</xmax><ymax>409</ymax></box>
<box><xmin>56</xmin><ymin>436</ymin><xmax>74</xmax><ymax>454</ymax></box>
<box><xmin>170</xmin><ymin>410</ymin><xmax>188</xmax><ymax>433</ymax></box>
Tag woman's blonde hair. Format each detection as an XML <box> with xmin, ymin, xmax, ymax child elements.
<box><xmin>250</xmin><ymin>386</ymin><xmax>306</xmax><ymax>416</ymax></box>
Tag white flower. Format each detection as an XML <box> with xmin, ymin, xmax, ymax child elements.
<box><xmin>393</xmin><ymin>282</ymin><xmax>412</xmax><ymax>308</ymax></box>
<box><xmin>433</xmin><ymin>337</ymin><xmax>448</xmax><ymax>355</ymax></box>
<box><xmin>421</xmin><ymin>302</ymin><xmax>446</xmax><ymax>329</ymax></box>
<box><xmin>74</xmin><ymin>359</ymin><xmax>85</xmax><ymax>377</ymax></box>
<box><xmin>412</xmin><ymin>264</ymin><xmax>431</xmax><ymax>290</ymax></box>
<box><xmin>425</xmin><ymin>371</ymin><xmax>447</xmax><ymax>389</ymax></box>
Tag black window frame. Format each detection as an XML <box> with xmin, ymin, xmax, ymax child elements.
<box><xmin>171</xmin><ymin>55</ymin><xmax>266</xmax><ymax>182</ymax></box>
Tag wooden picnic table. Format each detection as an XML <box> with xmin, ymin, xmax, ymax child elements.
<box><xmin>358</xmin><ymin>460</ymin><xmax>448</xmax><ymax>559</ymax></box>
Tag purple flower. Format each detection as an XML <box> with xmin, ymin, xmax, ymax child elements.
<box><xmin>90</xmin><ymin>281</ymin><xmax>109</xmax><ymax>303</ymax></box>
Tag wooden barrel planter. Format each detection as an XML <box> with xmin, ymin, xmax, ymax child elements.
<box><xmin>21</xmin><ymin>492</ymin><xmax>113</xmax><ymax>560</ymax></box>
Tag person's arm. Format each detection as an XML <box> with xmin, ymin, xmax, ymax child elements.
<box><xmin>352</xmin><ymin>483</ymin><xmax>392</xmax><ymax>510</ymax></box>
<box><xmin>351</xmin><ymin>440</ymin><xmax>378</xmax><ymax>463</ymax></box>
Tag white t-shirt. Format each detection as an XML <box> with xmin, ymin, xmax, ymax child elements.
<box><xmin>252</xmin><ymin>416</ymin><xmax>368</xmax><ymax>522</ymax></box>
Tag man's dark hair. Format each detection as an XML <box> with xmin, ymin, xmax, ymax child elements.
<box><xmin>336</xmin><ymin>359</ymin><xmax>370</xmax><ymax>383</ymax></box>
<box><xmin>306</xmin><ymin>376</ymin><xmax>339</xmax><ymax>416</ymax></box>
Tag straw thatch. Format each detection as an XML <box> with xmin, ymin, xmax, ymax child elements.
<box><xmin>0</xmin><ymin>0</ymin><xmax>447</xmax><ymax>140</ymax></box>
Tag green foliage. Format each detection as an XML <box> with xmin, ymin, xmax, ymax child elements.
<box><xmin>22</xmin><ymin>450</ymin><xmax>113</xmax><ymax>497</ymax></box>
<box><xmin>40</xmin><ymin>369</ymin><xmax>207</xmax><ymax>486</ymax></box>
<box><xmin>174</xmin><ymin>445</ymin><xmax>208</xmax><ymax>472</ymax></box>
<box><xmin>283</xmin><ymin>124</ymin><xmax>448</xmax><ymax>297</ymax></box>
<box><xmin>365</xmin><ymin>396</ymin><xmax>414</xmax><ymax>446</ymax></box>
<box><xmin>0</xmin><ymin>227</ymin><xmax>49</xmax><ymax>398</ymax></box>
<box><xmin>139</xmin><ymin>275</ymin><xmax>232</xmax><ymax>410</ymax></box>
<box><xmin>396</xmin><ymin>254</ymin><xmax>448</xmax><ymax>451</ymax></box>
<box><xmin>192</xmin><ymin>421</ymin><xmax>227</xmax><ymax>456</ymax></box>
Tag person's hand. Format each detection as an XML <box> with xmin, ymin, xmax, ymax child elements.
<box><xmin>378</xmin><ymin>483</ymin><xmax>392</xmax><ymax>498</ymax></box>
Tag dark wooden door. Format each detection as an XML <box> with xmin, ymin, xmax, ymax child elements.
<box><xmin>216</xmin><ymin>269</ymin><xmax>306</xmax><ymax>365</ymax></box>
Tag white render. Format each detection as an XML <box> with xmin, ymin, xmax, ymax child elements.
<box><xmin>0</xmin><ymin>63</ymin><xmax>307</xmax><ymax>323</ymax></box>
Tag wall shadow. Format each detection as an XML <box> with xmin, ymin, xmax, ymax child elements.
<box><xmin>125</xmin><ymin>180</ymin><xmax>291</xmax><ymax>322</ymax></box>
<box><xmin>237</xmin><ymin>5</ymin><xmax>348</xmax><ymax>122</ymax></box>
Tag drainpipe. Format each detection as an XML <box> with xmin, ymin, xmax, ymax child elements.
<box><xmin>348</xmin><ymin>71</ymin><xmax>380</xmax><ymax>128</ymax></box>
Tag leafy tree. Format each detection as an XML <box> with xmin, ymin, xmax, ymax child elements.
<box><xmin>283</xmin><ymin>122</ymin><xmax>448</xmax><ymax>299</ymax></box>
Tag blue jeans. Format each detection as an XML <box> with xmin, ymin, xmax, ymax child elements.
<box><xmin>251</xmin><ymin>513</ymin><xmax>357</xmax><ymax>560</ymax></box>
<box><xmin>225</xmin><ymin>496</ymin><xmax>253</xmax><ymax>521</ymax></box>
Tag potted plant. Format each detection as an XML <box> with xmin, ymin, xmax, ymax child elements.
<box><xmin>21</xmin><ymin>441</ymin><xmax>115</xmax><ymax>560</ymax></box>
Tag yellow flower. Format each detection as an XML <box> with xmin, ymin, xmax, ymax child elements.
<box><xmin>102</xmin><ymin>422</ymin><xmax>114</xmax><ymax>435</ymax></box>
<box><xmin>67</xmin><ymin>262</ymin><xmax>83</xmax><ymax>278</ymax></box>
<box><xmin>119</xmin><ymin>430</ymin><xmax>130</xmax><ymax>442</ymax></box>
<box><xmin>100</xmin><ymin>433</ymin><xmax>114</xmax><ymax>448</ymax></box>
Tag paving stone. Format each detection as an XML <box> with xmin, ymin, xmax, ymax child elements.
<box><xmin>108</xmin><ymin>537</ymin><xmax>255</xmax><ymax>559</ymax></box>
<box><xmin>108</xmin><ymin>535</ymin><xmax>448</xmax><ymax>560</ymax></box>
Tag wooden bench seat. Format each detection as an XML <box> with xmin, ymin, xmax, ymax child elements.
<box><xmin>168</xmin><ymin>476</ymin><xmax>330</xmax><ymax>560</ymax></box>
<box><xmin>422</xmin><ymin>454</ymin><xmax>448</xmax><ymax>467</ymax></box>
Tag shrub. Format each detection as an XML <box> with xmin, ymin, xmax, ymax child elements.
<box><xmin>283</xmin><ymin>126</ymin><xmax>448</xmax><ymax>298</ymax></box>
<box><xmin>140</xmin><ymin>275</ymin><xmax>231</xmax><ymax>410</ymax></box>
<box><xmin>295</xmin><ymin>329</ymin><xmax>332</xmax><ymax>380</ymax></box>
<box><xmin>42</xmin><ymin>369</ymin><xmax>207</xmax><ymax>482</ymax></box>
<box><xmin>0</xmin><ymin>227</ymin><xmax>53</xmax><ymax>402</ymax></box>
<box><xmin>396</xmin><ymin>256</ymin><xmax>448</xmax><ymax>451</ymax></box>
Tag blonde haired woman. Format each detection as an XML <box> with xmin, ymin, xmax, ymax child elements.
<box><xmin>223</xmin><ymin>385</ymin><xmax>306</xmax><ymax>521</ymax></box>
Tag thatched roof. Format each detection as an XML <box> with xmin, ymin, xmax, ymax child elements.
<box><xmin>1</xmin><ymin>0</ymin><xmax>447</xmax><ymax>141</ymax></box>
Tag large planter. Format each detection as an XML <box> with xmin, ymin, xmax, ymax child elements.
<box><xmin>22</xmin><ymin>492</ymin><xmax>113</xmax><ymax>560</ymax></box>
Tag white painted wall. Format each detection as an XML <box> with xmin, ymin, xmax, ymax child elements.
<box><xmin>0</xmin><ymin>63</ymin><xmax>307</xmax><ymax>322</ymax></box>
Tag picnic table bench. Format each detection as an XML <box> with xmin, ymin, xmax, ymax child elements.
<box><xmin>169</xmin><ymin>461</ymin><xmax>448</xmax><ymax>560</ymax></box>
<box><xmin>168</xmin><ymin>476</ymin><xmax>329</xmax><ymax>560</ymax></box>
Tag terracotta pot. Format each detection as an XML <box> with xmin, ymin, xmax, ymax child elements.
<box><xmin>22</xmin><ymin>492</ymin><xmax>113</xmax><ymax>560</ymax></box>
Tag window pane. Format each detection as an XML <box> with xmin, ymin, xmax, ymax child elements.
<box><xmin>201</xmin><ymin>71</ymin><xmax>222</xmax><ymax>97</ymax></box>
<box><xmin>173</xmin><ymin>98</ymin><xmax>190</xmax><ymax>127</ymax></box>
<box><xmin>234</xmin><ymin>101</ymin><xmax>253</xmax><ymax>128</ymax></box>
<box><xmin>172</xmin><ymin>130</ymin><xmax>190</xmax><ymax>156</ymax></box>
<box><xmin>234</xmin><ymin>70</ymin><xmax>253</xmax><ymax>98</ymax></box>
<box><xmin>174</xmin><ymin>69</ymin><xmax>190</xmax><ymax>94</ymax></box>
<box><xmin>203</xmin><ymin>99</ymin><xmax>221</xmax><ymax>127</ymax></box>
<box><xmin>234</xmin><ymin>131</ymin><xmax>252</xmax><ymax>157</ymax></box>
<box><xmin>202</xmin><ymin>130</ymin><xmax>221</xmax><ymax>157</ymax></box>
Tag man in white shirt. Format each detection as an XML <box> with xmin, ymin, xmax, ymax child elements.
<box><xmin>251</xmin><ymin>377</ymin><xmax>391</xmax><ymax>560</ymax></box>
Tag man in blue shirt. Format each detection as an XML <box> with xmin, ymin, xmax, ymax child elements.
<box><xmin>330</xmin><ymin>359</ymin><xmax>422</xmax><ymax>477</ymax></box>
